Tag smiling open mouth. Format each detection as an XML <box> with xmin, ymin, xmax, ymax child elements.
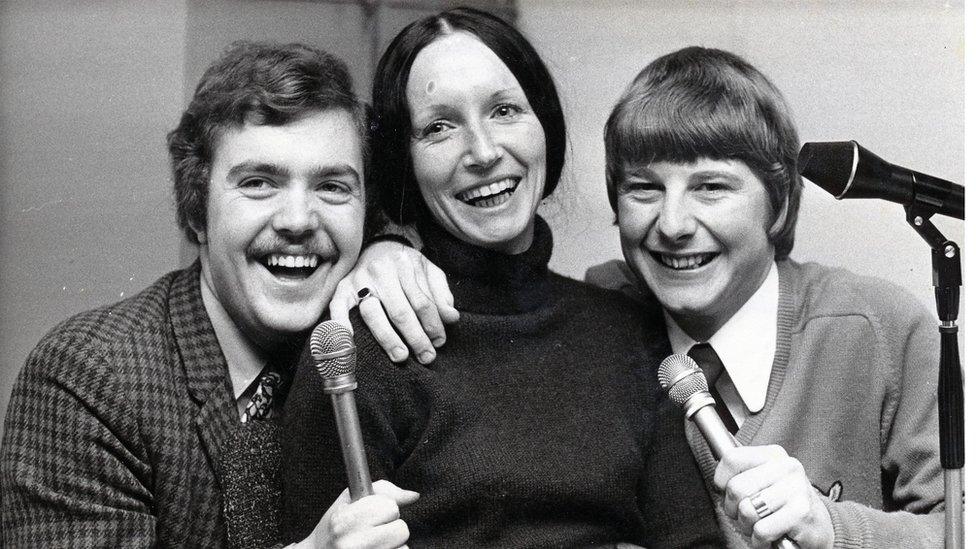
<box><xmin>456</xmin><ymin>177</ymin><xmax>520</xmax><ymax>208</ymax></box>
<box><xmin>261</xmin><ymin>253</ymin><xmax>322</xmax><ymax>279</ymax></box>
<box><xmin>651</xmin><ymin>252</ymin><xmax>719</xmax><ymax>271</ymax></box>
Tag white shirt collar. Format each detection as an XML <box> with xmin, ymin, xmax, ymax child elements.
<box><xmin>199</xmin><ymin>273</ymin><xmax>267</xmax><ymax>405</ymax></box>
<box><xmin>664</xmin><ymin>263</ymin><xmax>779</xmax><ymax>414</ymax></box>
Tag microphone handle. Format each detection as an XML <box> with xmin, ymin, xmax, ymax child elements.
<box><xmin>690</xmin><ymin>404</ymin><xmax>740</xmax><ymax>459</ymax></box>
<box><xmin>690</xmin><ymin>405</ymin><xmax>798</xmax><ymax>549</ymax></box>
<box><xmin>330</xmin><ymin>391</ymin><xmax>373</xmax><ymax>500</ymax></box>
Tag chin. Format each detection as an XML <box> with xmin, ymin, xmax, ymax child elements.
<box><xmin>260</xmin><ymin>308</ymin><xmax>324</xmax><ymax>336</ymax></box>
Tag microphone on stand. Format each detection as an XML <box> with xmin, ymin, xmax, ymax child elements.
<box><xmin>659</xmin><ymin>353</ymin><xmax>797</xmax><ymax>549</ymax></box>
<box><xmin>310</xmin><ymin>320</ymin><xmax>373</xmax><ymax>500</ymax></box>
<box><xmin>798</xmin><ymin>140</ymin><xmax>963</xmax><ymax>220</ymax></box>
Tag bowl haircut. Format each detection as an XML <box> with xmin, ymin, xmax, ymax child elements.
<box><xmin>604</xmin><ymin>46</ymin><xmax>802</xmax><ymax>259</ymax></box>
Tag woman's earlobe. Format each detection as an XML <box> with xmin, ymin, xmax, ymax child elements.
<box><xmin>190</xmin><ymin>220</ymin><xmax>207</xmax><ymax>244</ymax></box>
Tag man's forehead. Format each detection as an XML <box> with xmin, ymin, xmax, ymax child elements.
<box><xmin>212</xmin><ymin>109</ymin><xmax>364</xmax><ymax>177</ymax></box>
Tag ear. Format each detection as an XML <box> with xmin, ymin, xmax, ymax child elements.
<box><xmin>190</xmin><ymin>218</ymin><xmax>207</xmax><ymax>244</ymax></box>
<box><xmin>767</xmin><ymin>193</ymin><xmax>790</xmax><ymax>240</ymax></box>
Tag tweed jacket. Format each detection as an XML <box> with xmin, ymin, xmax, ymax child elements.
<box><xmin>1</xmin><ymin>263</ymin><xmax>240</xmax><ymax>548</ymax></box>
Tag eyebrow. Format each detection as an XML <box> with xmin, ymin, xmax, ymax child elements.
<box><xmin>621</xmin><ymin>166</ymin><xmax>744</xmax><ymax>182</ymax></box>
<box><xmin>690</xmin><ymin>170</ymin><xmax>743</xmax><ymax>183</ymax></box>
<box><xmin>489</xmin><ymin>87</ymin><xmax>524</xmax><ymax>101</ymax></box>
<box><xmin>412</xmin><ymin>86</ymin><xmax>526</xmax><ymax>121</ymax></box>
<box><xmin>227</xmin><ymin>161</ymin><xmax>362</xmax><ymax>184</ymax></box>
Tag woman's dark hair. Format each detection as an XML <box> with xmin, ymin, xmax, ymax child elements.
<box><xmin>167</xmin><ymin>41</ymin><xmax>367</xmax><ymax>243</ymax></box>
<box><xmin>604</xmin><ymin>46</ymin><xmax>802</xmax><ymax>259</ymax></box>
<box><xmin>370</xmin><ymin>7</ymin><xmax>566</xmax><ymax>226</ymax></box>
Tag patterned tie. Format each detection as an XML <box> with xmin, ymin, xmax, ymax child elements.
<box><xmin>239</xmin><ymin>343</ymin><xmax>300</xmax><ymax>423</ymax></box>
<box><xmin>687</xmin><ymin>342</ymin><xmax>739</xmax><ymax>435</ymax></box>
<box><xmin>240</xmin><ymin>369</ymin><xmax>281</xmax><ymax>423</ymax></box>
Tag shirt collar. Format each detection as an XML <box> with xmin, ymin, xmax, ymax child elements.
<box><xmin>199</xmin><ymin>272</ymin><xmax>267</xmax><ymax>401</ymax></box>
<box><xmin>664</xmin><ymin>263</ymin><xmax>779</xmax><ymax>413</ymax></box>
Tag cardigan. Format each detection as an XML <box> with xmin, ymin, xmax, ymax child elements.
<box><xmin>1</xmin><ymin>263</ymin><xmax>238</xmax><ymax>547</ymax></box>
<box><xmin>279</xmin><ymin>217</ymin><xmax>722</xmax><ymax>548</ymax></box>
<box><xmin>587</xmin><ymin>258</ymin><xmax>945</xmax><ymax>547</ymax></box>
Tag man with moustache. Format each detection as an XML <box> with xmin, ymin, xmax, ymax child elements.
<box><xmin>1</xmin><ymin>41</ymin><xmax>370</xmax><ymax>547</ymax></box>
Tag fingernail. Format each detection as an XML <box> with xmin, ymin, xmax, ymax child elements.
<box><xmin>419</xmin><ymin>350</ymin><xmax>435</xmax><ymax>364</ymax></box>
<box><xmin>432</xmin><ymin>337</ymin><xmax>445</xmax><ymax>348</ymax></box>
<box><xmin>392</xmin><ymin>347</ymin><xmax>407</xmax><ymax>361</ymax></box>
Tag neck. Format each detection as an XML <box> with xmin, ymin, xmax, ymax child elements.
<box><xmin>419</xmin><ymin>215</ymin><xmax>553</xmax><ymax>314</ymax></box>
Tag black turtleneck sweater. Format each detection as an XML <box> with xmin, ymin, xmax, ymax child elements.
<box><xmin>279</xmin><ymin>218</ymin><xmax>721</xmax><ymax>548</ymax></box>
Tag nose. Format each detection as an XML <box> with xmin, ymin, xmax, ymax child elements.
<box><xmin>655</xmin><ymin>192</ymin><xmax>697</xmax><ymax>244</ymax></box>
<box><xmin>463</xmin><ymin>122</ymin><xmax>502</xmax><ymax>170</ymax></box>
<box><xmin>272</xmin><ymin>187</ymin><xmax>320</xmax><ymax>237</ymax></box>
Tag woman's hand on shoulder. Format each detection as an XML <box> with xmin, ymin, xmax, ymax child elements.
<box><xmin>714</xmin><ymin>445</ymin><xmax>833</xmax><ymax>549</ymax></box>
<box><xmin>298</xmin><ymin>480</ymin><xmax>420</xmax><ymax>549</ymax></box>
<box><xmin>329</xmin><ymin>240</ymin><xmax>459</xmax><ymax>364</ymax></box>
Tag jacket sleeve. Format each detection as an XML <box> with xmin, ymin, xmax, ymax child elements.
<box><xmin>1</xmin><ymin>336</ymin><xmax>157</xmax><ymax>548</ymax></box>
<box><xmin>824</xmin><ymin>289</ymin><xmax>945</xmax><ymax>547</ymax></box>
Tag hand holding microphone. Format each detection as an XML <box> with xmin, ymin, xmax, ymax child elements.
<box><xmin>301</xmin><ymin>321</ymin><xmax>418</xmax><ymax>549</ymax></box>
<box><xmin>659</xmin><ymin>354</ymin><xmax>830</xmax><ymax>549</ymax></box>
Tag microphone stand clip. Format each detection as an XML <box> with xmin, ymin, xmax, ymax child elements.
<box><xmin>905</xmin><ymin>201</ymin><xmax>963</xmax><ymax>549</ymax></box>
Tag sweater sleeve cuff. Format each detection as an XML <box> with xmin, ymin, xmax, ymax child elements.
<box><xmin>823</xmin><ymin>497</ymin><xmax>873</xmax><ymax>548</ymax></box>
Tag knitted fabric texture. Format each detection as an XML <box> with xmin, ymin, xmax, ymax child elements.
<box><xmin>684</xmin><ymin>260</ymin><xmax>945</xmax><ymax>548</ymax></box>
<box><xmin>280</xmin><ymin>217</ymin><xmax>722</xmax><ymax>548</ymax></box>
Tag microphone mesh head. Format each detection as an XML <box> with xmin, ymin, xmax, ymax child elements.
<box><xmin>658</xmin><ymin>354</ymin><xmax>708</xmax><ymax>407</ymax></box>
<box><xmin>309</xmin><ymin>320</ymin><xmax>356</xmax><ymax>381</ymax></box>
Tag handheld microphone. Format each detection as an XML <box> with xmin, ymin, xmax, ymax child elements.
<box><xmin>659</xmin><ymin>354</ymin><xmax>797</xmax><ymax>549</ymax></box>
<box><xmin>310</xmin><ymin>320</ymin><xmax>373</xmax><ymax>500</ymax></box>
<box><xmin>658</xmin><ymin>354</ymin><xmax>740</xmax><ymax>458</ymax></box>
<box><xmin>798</xmin><ymin>140</ymin><xmax>963</xmax><ymax>220</ymax></box>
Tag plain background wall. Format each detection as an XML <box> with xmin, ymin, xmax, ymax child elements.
<box><xmin>0</xmin><ymin>0</ymin><xmax>189</xmax><ymax>432</ymax></box>
<box><xmin>0</xmin><ymin>1</ymin><xmax>965</xmax><ymax>435</ymax></box>
<box><xmin>521</xmin><ymin>1</ymin><xmax>964</xmax><ymax>300</ymax></box>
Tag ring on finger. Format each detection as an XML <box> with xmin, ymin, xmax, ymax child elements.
<box><xmin>750</xmin><ymin>493</ymin><xmax>772</xmax><ymax>519</ymax></box>
<box><xmin>356</xmin><ymin>287</ymin><xmax>377</xmax><ymax>306</ymax></box>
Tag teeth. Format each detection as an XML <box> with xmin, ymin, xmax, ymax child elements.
<box><xmin>659</xmin><ymin>253</ymin><xmax>711</xmax><ymax>270</ymax></box>
<box><xmin>458</xmin><ymin>178</ymin><xmax>518</xmax><ymax>202</ymax></box>
<box><xmin>265</xmin><ymin>254</ymin><xmax>320</xmax><ymax>269</ymax></box>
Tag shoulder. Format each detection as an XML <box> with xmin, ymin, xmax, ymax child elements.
<box><xmin>551</xmin><ymin>271</ymin><xmax>659</xmax><ymax>319</ymax></box>
<box><xmin>584</xmin><ymin>258</ymin><xmax>646</xmax><ymax>301</ymax></box>
<box><xmin>782</xmin><ymin>259</ymin><xmax>934</xmax><ymax>333</ymax></box>
<box><xmin>548</xmin><ymin>272</ymin><xmax>669</xmax><ymax>357</ymax></box>
<box><xmin>19</xmin><ymin>268</ymin><xmax>187</xmax><ymax>395</ymax></box>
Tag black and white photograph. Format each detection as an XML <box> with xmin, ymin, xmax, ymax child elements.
<box><xmin>0</xmin><ymin>1</ymin><xmax>965</xmax><ymax>547</ymax></box>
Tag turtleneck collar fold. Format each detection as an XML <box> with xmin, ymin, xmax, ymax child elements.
<box><xmin>419</xmin><ymin>216</ymin><xmax>553</xmax><ymax>315</ymax></box>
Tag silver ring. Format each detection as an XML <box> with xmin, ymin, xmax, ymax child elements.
<box><xmin>356</xmin><ymin>287</ymin><xmax>375</xmax><ymax>305</ymax></box>
<box><xmin>750</xmin><ymin>493</ymin><xmax>772</xmax><ymax>519</ymax></box>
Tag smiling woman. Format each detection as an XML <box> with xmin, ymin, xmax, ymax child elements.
<box><xmin>406</xmin><ymin>32</ymin><xmax>547</xmax><ymax>254</ymax></box>
<box><xmin>278</xmin><ymin>7</ymin><xmax>722</xmax><ymax>549</ymax></box>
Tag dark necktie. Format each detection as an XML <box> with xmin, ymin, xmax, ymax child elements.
<box><xmin>687</xmin><ymin>342</ymin><xmax>739</xmax><ymax>435</ymax></box>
